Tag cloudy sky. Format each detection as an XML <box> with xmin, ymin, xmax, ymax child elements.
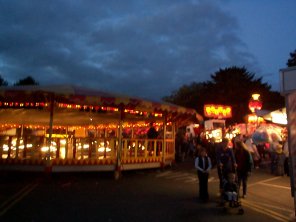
<box><xmin>0</xmin><ymin>0</ymin><xmax>295</xmax><ymax>101</ymax></box>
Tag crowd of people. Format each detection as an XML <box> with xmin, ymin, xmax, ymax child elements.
<box><xmin>193</xmin><ymin>136</ymin><xmax>253</xmax><ymax>203</ymax></box>
<box><xmin>175</xmin><ymin>129</ymin><xmax>289</xmax><ymax>203</ymax></box>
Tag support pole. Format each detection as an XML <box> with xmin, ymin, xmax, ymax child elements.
<box><xmin>162</xmin><ymin>115</ymin><xmax>167</xmax><ymax>168</ymax></box>
<box><xmin>172</xmin><ymin>122</ymin><xmax>176</xmax><ymax>166</ymax></box>
<box><xmin>286</xmin><ymin>94</ymin><xmax>296</xmax><ymax>219</ymax></box>
<box><xmin>115</xmin><ymin>105</ymin><xmax>124</xmax><ymax>180</ymax></box>
<box><xmin>45</xmin><ymin>93</ymin><xmax>54</xmax><ymax>174</ymax></box>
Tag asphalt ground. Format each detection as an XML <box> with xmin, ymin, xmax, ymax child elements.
<box><xmin>0</xmin><ymin>160</ymin><xmax>295</xmax><ymax>222</ymax></box>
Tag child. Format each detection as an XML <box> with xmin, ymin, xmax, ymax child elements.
<box><xmin>223</xmin><ymin>173</ymin><xmax>238</xmax><ymax>207</ymax></box>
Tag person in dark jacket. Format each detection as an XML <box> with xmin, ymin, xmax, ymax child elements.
<box><xmin>234</xmin><ymin>140</ymin><xmax>253</xmax><ymax>198</ymax></box>
<box><xmin>216</xmin><ymin>138</ymin><xmax>237</xmax><ymax>190</ymax></box>
<box><xmin>147</xmin><ymin>122</ymin><xmax>158</xmax><ymax>155</ymax></box>
<box><xmin>147</xmin><ymin>122</ymin><xmax>158</xmax><ymax>139</ymax></box>
<box><xmin>195</xmin><ymin>148</ymin><xmax>212</xmax><ymax>202</ymax></box>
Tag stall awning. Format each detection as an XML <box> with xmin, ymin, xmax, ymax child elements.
<box><xmin>256</xmin><ymin>108</ymin><xmax>287</xmax><ymax>125</ymax></box>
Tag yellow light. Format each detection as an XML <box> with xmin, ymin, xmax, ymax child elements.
<box><xmin>18</xmin><ymin>144</ymin><xmax>30</xmax><ymax>149</ymax></box>
<box><xmin>45</xmin><ymin>134</ymin><xmax>68</xmax><ymax>138</ymax></box>
<box><xmin>204</xmin><ymin>104</ymin><xmax>232</xmax><ymax>118</ymax></box>
<box><xmin>41</xmin><ymin>146</ymin><xmax>57</xmax><ymax>152</ymax></box>
<box><xmin>251</xmin><ymin>93</ymin><xmax>260</xmax><ymax>100</ymax></box>
<box><xmin>60</xmin><ymin>148</ymin><xmax>66</xmax><ymax>158</ymax></box>
<box><xmin>60</xmin><ymin>139</ymin><xmax>67</xmax><ymax>145</ymax></box>
<box><xmin>3</xmin><ymin>144</ymin><xmax>9</xmax><ymax>151</ymax></box>
<box><xmin>98</xmin><ymin>147</ymin><xmax>111</xmax><ymax>152</ymax></box>
<box><xmin>41</xmin><ymin>147</ymin><xmax>48</xmax><ymax>152</ymax></box>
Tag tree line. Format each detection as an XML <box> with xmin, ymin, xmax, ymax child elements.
<box><xmin>0</xmin><ymin>75</ymin><xmax>38</xmax><ymax>86</ymax></box>
<box><xmin>163</xmin><ymin>49</ymin><xmax>296</xmax><ymax>124</ymax></box>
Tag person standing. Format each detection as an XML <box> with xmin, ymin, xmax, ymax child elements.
<box><xmin>269</xmin><ymin>137</ymin><xmax>282</xmax><ymax>174</ymax></box>
<box><xmin>195</xmin><ymin>148</ymin><xmax>212</xmax><ymax>202</ymax></box>
<box><xmin>186</xmin><ymin>128</ymin><xmax>195</xmax><ymax>159</ymax></box>
<box><xmin>216</xmin><ymin>138</ymin><xmax>237</xmax><ymax>191</ymax></box>
<box><xmin>234</xmin><ymin>141</ymin><xmax>253</xmax><ymax>198</ymax></box>
<box><xmin>147</xmin><ymin>122</ymin><xmax>158</xmax><ymax>139</ymax></box>
<box><xmin>245</xmin><ymin>137</ymin><xmax>260</xmax><ymax>169</ymax></box>
<box><xmin>147</xmin><ymin>122</ymin><xmax>158</xmax><ymax>156</ymax></box>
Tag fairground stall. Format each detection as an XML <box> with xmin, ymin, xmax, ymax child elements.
<box><xmin>202</xmin><ymin>104</ymin><xmax>231</xmax><ymax>143</ymax></box>
<box><xmin>0</xmin><ymin>85</ymin><xmax>202</xmax><ymax>176</ymax></box>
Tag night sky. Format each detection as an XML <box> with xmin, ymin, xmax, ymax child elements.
<box><xmin>0</xmin><ymin>0</ymin><xmax>295</xmax><ymax>101</ymax></box>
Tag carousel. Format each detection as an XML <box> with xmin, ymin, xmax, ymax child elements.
<box><xmin>0</xmin><ymin>85</ymin><xmax>202</xmax><ymax>175</ymax></box>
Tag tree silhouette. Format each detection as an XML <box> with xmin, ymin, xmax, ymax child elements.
<box><xmin>163</xmin><ymin>82</ymin><xmax>206</xmax><ymax>108</ymax></box>
<box><xmin>0</xmin><ymin>75</ymin><xmax>8</xmax><ymax>86</ymax></box>
<box><xmin>287</xmin><ymin>49</ymin><xmax>296</xmax><ymax>67</ymax></box>
<box><xmin>163</xmin><ymin>66</ymin><xmax>284</xmax><ymax>124</ymax></box>
<box><xmin>14</xmin><ymin>76</ymin><xmax>39</xmax><ymax>86</ymax></box>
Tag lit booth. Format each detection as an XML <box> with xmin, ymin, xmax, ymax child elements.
<box><xmin>0</xmin><ymin>85</ymin><xmax>202</xmax><ymax>174</ymax></box>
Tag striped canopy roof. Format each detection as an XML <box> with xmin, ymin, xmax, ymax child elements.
<box><xmin>0</xmin><ymin>85</ymin><xmax>202</xmax><ymax>126</ymax></box>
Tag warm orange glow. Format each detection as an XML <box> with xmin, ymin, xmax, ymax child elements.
<box><xmin>0</xmin><ymin>101</ymin><xmax>164</xmax><ymax>117</ymax></box>
<box><xmin>251</xmin><ymin>93</ymin><xmax>260</xmax><ymax>100</ymax></box>
<box><xmin>45</xmin><ymin>134</ymin><xmax>68</xmax><ymax>138</ymax></box>
<box><xmin>247</xmin><ymin>114</ymin><xmax>264</xmax><ymax>123</ymax></box>
<box><xmin>204</xmin><ymin>104</ymin><xmax>232</xmax><ymax>118</ymax></box>
<box><xmin>249</xmin><ymin>94</ymin><xmax>262</xmax><ymax>113</ymax></box>
<box><xmin>0</xmin><ymin>122</ymin><xmax>168</xmax><ymax>132</ymax></box>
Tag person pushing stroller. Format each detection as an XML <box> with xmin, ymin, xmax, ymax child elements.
<box><xmin>216</xmin><ymin>138</ymin><xmax>237</xmax><ymax>192</ymax></box>
<box><xmin>216</xmin><ymin>139</ymin><xmax>244</xmax><ymax>214</ymax></box>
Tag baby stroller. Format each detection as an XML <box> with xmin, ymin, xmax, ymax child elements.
<box><xmin>220</xmin><ymin>169</ymin><xmax>244</xmax><ymax>215</ymax></box>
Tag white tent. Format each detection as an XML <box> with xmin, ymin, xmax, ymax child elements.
<box><xmin>256</xmin><ymin>108</ymin><xmax>287</xmax><ymax>125</ymax></box>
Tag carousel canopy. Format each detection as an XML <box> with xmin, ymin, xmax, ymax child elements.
<box><xmin>0</xmin><ymin>85</ymin><xmax>203</xmax><ymax>126</ymax></box>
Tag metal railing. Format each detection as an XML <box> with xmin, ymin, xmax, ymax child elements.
<box><xmin>0</xmin><ymin>136</ymin><xmax>175</xmax><ymax>167</ymax></box>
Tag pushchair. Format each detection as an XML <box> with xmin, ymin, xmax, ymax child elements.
<box><xmin>219</xmin><ymin>168</ymin><xmax>244</xmax><ymax>215</ymax></box>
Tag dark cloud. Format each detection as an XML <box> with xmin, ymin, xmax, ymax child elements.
<box><xmin>0</xmin><ymin>0</ymin><xmax>256</xmax><ymax>101</ymax></box>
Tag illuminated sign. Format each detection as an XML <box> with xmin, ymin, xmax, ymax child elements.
<box><xmin>247</xmin><ymin>114</ymin><xmax>264</xmax><ymax>124</ymax></box>
<box><xmin>204</xmin><ymin>104</ymin><xmax>232</xmax><ymax>118</ymax></box>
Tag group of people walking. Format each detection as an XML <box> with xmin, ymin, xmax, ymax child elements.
<box><xmin>194</xmin><ymin>136</ymin><xmax>253</xmax><ymax>203</ymax></box>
